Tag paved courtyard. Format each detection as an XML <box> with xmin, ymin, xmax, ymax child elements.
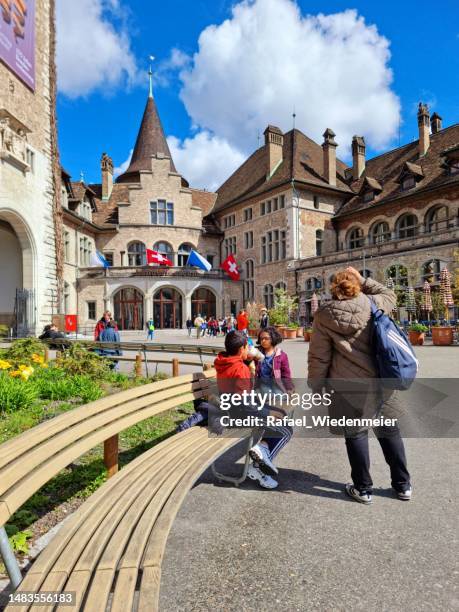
<box><xmin>127</xmin><ymin>330</ymin><xmax>458</xmax><ymax>612</ymax></box>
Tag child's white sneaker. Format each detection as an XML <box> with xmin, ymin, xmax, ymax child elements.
<box><xmin>249</xmin><ymin>443</ymin><xmax>278</xmax><ymax>476</ymax></box>
<box><xmin>247</xmin><ymin>465</ymin><xmax>278</xmax><ymax>489</ymax></box>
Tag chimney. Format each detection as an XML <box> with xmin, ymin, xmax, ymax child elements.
<box><xmin>352</xmin><ymin>135</ymin><xmax>366</xmax><ymax>180</ymax></box>
<box><xmin>322</xmin><ymin>128</ymin><xmax>337</xmax><ymax>186</ymax></box>
<box><xmin>417</xmin><ymin>103</ymin><xmax>430</xmax><ymax>156</ymax></box>
<box><xmin>264</xmin><ymin>125</ymin><xmax>284</xmax><ymax>178</ymax></box>
<box><xmin>430</xmin><ymin>112</ymin><xmax>442</xmax><ymax>134</ymax></box>
<box><xmin>101</xmin><ymin>152</ymin><xmax>113</xmax><ymax>200</ymax></box>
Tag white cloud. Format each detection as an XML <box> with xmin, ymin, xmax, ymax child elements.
<box><xmin>177</xmin><ymin>0</ymin><xmax>401</xmax><ymax>156</ymax></box>
<box><xmin>167</xmin><ymin>132</ymin><xmax>245</xmax><ymax>191</ymax></box>
<box><xmin>113</xmin><ymin>148</ymin><xmax>133</xmax><ymax>177</ymax></box>
<box><xmin>56</xmin><ymin>0</ymin><xmax>138</xmax><ymax>98</ymax></box>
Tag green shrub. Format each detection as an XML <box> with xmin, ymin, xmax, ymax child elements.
<box><xmin>56</xmin><ymin>343</ymin><xmax>111</xmax><ymax>379</ymax></box>
<box><xmin>5</xmin><ymin>338</ymin><xmax>46</xmax><ymax>365</ymax></box>
<box><xmin>408</xmin><ymin>323</ymin><xmax>428</xmax><ymax>333</ymax></box>
<box><xmin>0</xmin><ymin>324</ymin><xmax>9</xmax><ymax>338</ymax></box>
<box><xmin>8</xmin><ymin>530</ymin><xmax>32</xmax><ymax>555</ymax></box>
<box><xmin>71</xmin><ymin>376</ymin><xmax>104</xmax><ymax>402</ymax></box>
<box><xmin>0</xmin><ymin>373</ymin><xmax>39</xmax><ymax>413</ymax></box>
<box><xmin>33</xmin><ymin>368</ymin><xmax>103</xmax><ymax>402</ymax></box>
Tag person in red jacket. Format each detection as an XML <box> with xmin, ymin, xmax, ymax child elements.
<box><xmin>94</xmin><ymin>310</ymin><xmax>118</xmax><ymax>341</ymax></box>
<box><xmin>236</xmin><ymin>309</ymin><xmax>249</xmax><ymax>335</ymax></box>
<box><xmin>214</xmin><ymin>330</ymin><xmax>280</xmax><ymax>490</ymax></box>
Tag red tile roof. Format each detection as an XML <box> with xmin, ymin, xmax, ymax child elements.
<box><xmin>190</xmin><ymin>188</ymin><xmax>217</xmax><ymax>216</ymax></box>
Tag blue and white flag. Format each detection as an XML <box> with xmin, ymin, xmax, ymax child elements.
<box><xmin>187</xmin><ymin>249</ymin><xmax>212</xmax><ymax>272</ymax></box>
<box><xmin>90</xmin><ymin>250</ymin><xmax>111</xmax><ymax>268</ymax></box>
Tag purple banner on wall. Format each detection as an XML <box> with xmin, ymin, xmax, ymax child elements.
<box><xmin>0</xmin><ymin>0</ymin><xmax>35</xmax><ymax>90</ymax></box>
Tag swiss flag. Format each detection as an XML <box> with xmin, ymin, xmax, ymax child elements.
<box><xmin>221</xmin><ymin>254</ymin><xmax>240</xmax><ymax>281</ymax></box>
<box><xmin>146</xmin><ymin>248</ymin><xmax>173</xmax><ymax>266</ymax></box>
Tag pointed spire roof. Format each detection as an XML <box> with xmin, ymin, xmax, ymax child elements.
<box><xmin>117</xmin><ymin>94</ymin><xmax>177</xmax><ymax>183</ymax></box>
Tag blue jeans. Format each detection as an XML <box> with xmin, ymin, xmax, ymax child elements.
<box><xmin>147</xmin><ymin>330</ymin><xmax>154</xmax><ymax>340</ymax></box>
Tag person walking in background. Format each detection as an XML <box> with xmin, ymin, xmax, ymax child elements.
<box><xmin>237</xmin><ymin>308</ymin><xmax>249</xmax><ymax>335</ymax></box>
<box><xmin>260</xmin><ymin>307</ymin><xmax>269</xmax><ymax>329</ymax></box>
<box><xmin>97</xmin><ymin>321</ymin><xmax>122</xmax><ymax>370</ymax></box>
<box><xmin>194</xmin><ymin>314</ymin><xmax>204</xmax><ymax>339</ymax></box>
<box><xmin>186</xmin><ymin>318</ymin><xmax>194</xmax><ymax>337</ymax></box>
<box><xmin>146</xmin><ymin>317</ymin><xmax>155</xmax><ymax>341</ymax></box>
<box><xmin>308</xmin><ymin>266</ymin><xmax>412</xmax><ymax>505</ymax></box>
<box><xmin>39</xmin><ymin>324</ymin><xmax>67</xmax><ymax>349</ymax></box>
<box><xmin>94</xmin><ymin>311</ymin><xmax>118</xmax><ymax>341</ymax></box>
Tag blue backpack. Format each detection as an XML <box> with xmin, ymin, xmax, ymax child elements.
<box><xmin>369</xmin><ymin>299</ymin><xmax>419</xmax><ymax>390</ymax></box>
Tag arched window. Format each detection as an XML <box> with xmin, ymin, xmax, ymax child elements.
<box><xmin>348</xmin><ymin>227</ymin><xmax>364</xmax><ymax>249</ymax></box>
<box><xmin>425</xmin><ymin>205</ymin><xmax>449</xmax><ymax>233</ymax></box>
<box><xmin>275</xmin><ymin>281</ymin><xmax>287</xmax><ymax>292</ymax></box>
<box><xmin>153</xmin><ymin>288</ymin><xmax>182</xmax><ymax>328</ymax></box>
<box><xmin>263</xmin><ymin>284</ymin><xmax>274</xmax><ymax>309</ymax></box>
<box><xmin>191</xmin><ymin>288</ymin><xmax>216</xmax><ymax>320</ymax></box>
<box><xmin>316</xmin><ymin>229</ymin><xmax>323</xmax><ymax>256</ymax></box>
<box><xmin>243</xmin><ymin>260</ymin><xmax>254</xmax><ymax>304</ymax></box>
<box><xmin>114</xmin><ymin>288</ymin><xmax>144</xmax><ymax>330</ymax></box>
<box><xmin>153</xmin><ymin>241</ymin><xmax>174</xmax><ymax>265</ymax></box>
<box><xmin>177</xmin><ymin>243</ymin><xmax>193</xmax><ymax>267</ymax></box>
<box><xmin>386</xmin><ymin>264</ymin><xmax>408</xmax><ymax>288</ymax></box>
<box><xmin>127</xmin><ymin>241</ymin><xmax>146</xmax><ymax>266</ymax></box>
<box><xmin>396</xmin><ymin>214</ymin><xmax>418</xmax><ymax>239</ymax></box>
<box><xmin>371</xmin><ymin>221</ymin><xmax>391</xmax><ymax>244</ymax></box>
<box><xmin>422</xmin><ymin>259</ymin><xmax>445</xmax><ymax>283</ymax></box>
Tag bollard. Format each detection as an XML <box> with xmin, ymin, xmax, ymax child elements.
<box><xmin>172</xmin><ymin>358</ymin><xmax>179</xmax><ymax>378</ymax></box>
<box><xmin>134</xmin><ymin>353</ymin><xmax>142</xmax><ymax>378</ymax></box>
<box><xmin>44</xmin><ymin>346</ymin><xmax>49</xmax><ymax>363</ymax></box>
<box><xmin>104</xmin><ymin>434</ymin><xmax>119</xmax><ymax>478</ymax></box>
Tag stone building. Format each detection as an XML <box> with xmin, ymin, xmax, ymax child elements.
<box><xmin>0</xmin><ymin>0</ymin><xmax>61</xmax><ymax>335</ymax></box>
<box><xmin>63</xmin><ymin>89</ymin><xmax>225</xmax><ymax>331</ymax></box>
<box><xmin>209</xmin><ymin>106</ymin><xmax>458</xmax><ymax>321</ymax></box>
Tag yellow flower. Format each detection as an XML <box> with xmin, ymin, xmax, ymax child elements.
<box><xmin>31</xmin><ymin>353</ymin><xmax>45</xmax><ymax>364</ymax></box>
<box><xmin>40</xmin><ymin>363</ymin><xmax>49</xmax><ymax>369</ymax></box>
<box><xmin>10</xmin><ymin>370</ymin><xmax>21</xmax><ymax>378</ymax></box>
<box><xmin>11</xmin><ymin>365</ymin><xmax>34</xmax><ymax>380</ymax></box>
<box><xmin>0</xmin><ymin>359</ymin><xmax>12</xmax><ymax>370</ymax></box>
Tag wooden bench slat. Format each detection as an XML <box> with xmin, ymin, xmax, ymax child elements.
<box><xmin>54</xmin><ymin>570</ymin><xmax>91</xmax><ymax>612</ymax></box>
<box><xmin>0</xmin><ymin>372</ymin><xmax>211</xmax><ymax>471</ymax></box>
<box><xmin>137</xmin><ymin>566</ymin><xmax>161</xmax><ymax>612</ymax></box>
<box><xmin>0</xmin><ymin>391</ymin><xmax>208</xmax><ymax>525</ymax></box>
<box><xmin>0</xmin><ymin>378</ymin><xmax>207</xmax><ymax>494</ymax></box>
<box><xmin>111</xmin><ymin>567</ymin><xmax>138</xmax><ymax>612</ymax></box>
<box><xmin>20</xmin><ymin>429</ymin><xmax>204</xmax><ymax>580</ymax></box>
<box><xmin>80</xmin><ymin>568</ymin><xmax>113</xmax><ymax>612</ymax></box>
<box><xmin>141</xmin><ymin>437</ymin><xmax>235</xmax><ymax>570</ymax></box>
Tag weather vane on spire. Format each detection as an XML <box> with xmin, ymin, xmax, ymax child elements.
<box><xmin>148</xmin><ymin>55</ymin><xmax>155</xmax><ymax>98</ymax></box>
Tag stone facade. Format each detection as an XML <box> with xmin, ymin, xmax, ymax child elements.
<box><xmin>0</xmin><ymin>0</ymin><xmax>58</xmax><ymax>334</ymax></box>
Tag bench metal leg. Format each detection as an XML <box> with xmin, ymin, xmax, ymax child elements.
<box><xmin>211</xmin><ymin>435</ymin><xmax>254</xmax><ymax>487</ymax></box>
<box><xmin>0</xmin><ymin>526</ymin><xmax>22</xmax><ymax>589</ymax></box>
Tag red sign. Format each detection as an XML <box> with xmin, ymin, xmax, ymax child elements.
<box><xmin>65</xmin><ymin>314</ymin><xmax>77</xmax><ymax>332</ymax></box>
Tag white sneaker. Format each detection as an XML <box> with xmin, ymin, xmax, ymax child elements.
<box><xmin>249</xmin><ymin>443</ymin><xmax>278</xmax><ymax>476</ymax></box>
<box><xmin>345</xmin><ymin>483</ymin><xmax>372</xmax><ymax>504</ymax></box>
<box><xmin>396</xmin><ymin>487</ymin><xmax>412</xmax><ymax>501</ymax></box>
<box><xmin>247</xmin><ymin>464</ymin><xmax>278</xmax><ymax>489</ymax></box>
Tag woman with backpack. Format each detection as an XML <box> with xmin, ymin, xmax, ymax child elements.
<box><xmin>307</xmin><ymin>266</ymin><xmax>411</xmax><ymax>505</ymax></box>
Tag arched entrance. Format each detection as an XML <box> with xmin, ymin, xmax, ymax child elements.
<box><xmin>113</xmin><ymin>288</ymin><xmax>144</xmax><ymax>330</ymax></box>
<box><xmin>191</xmin><ymin>288</ymin><xmax>216</xmax><ymax>319</ymax></box>
<box><xmin>153</xmin><ymin>288</ymin><xmax>183</xmax><ymax>329</ymax></box>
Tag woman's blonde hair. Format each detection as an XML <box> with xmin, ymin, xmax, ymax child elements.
<box><xmin>331</xmin><ymin>270</ymin><xmax>361</xmax><ymax>300</ymax></box>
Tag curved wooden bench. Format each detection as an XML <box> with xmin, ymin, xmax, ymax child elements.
<box><xmin>1</xmin><ymin>368</ymin><xmax>248</xmax><ymax>611</ymax></box>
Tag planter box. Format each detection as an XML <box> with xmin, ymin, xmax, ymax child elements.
<box><xmin>284</xmin><ymin>328</ymin><xmax>297</xmax><ymax>340</ymax></box>
<box><xmin>408</xmin><ymin>331</ymin><xmax>425</xmax><ymax>346</ymax></box>
<box><xmin>248</xmin><ymin>327</ymin><xmax>259</xmax><ymax>338</ymax></box>
<box><xmin>296</xmin><ymin>326</ymin><xmax>304</xmax><ymax>337</ymax></box>
<box><xmin>432</xmin><ymin>327</ymin><xmax>454</xmax><ymax>346</ymax></box>
<box><xmin>303</xmin><ymin>331</ymin><xmax>312</xmax><ymax>342</ymax></box>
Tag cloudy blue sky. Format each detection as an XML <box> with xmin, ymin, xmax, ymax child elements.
<box><xmin>56</xmin><ymin>0</ymin><xmax>459</xmax><ymax>190</ymax></box>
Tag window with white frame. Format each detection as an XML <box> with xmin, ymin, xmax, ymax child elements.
<box><xmin>260</xmin><ymin>200</ymin><xmax>272</xmax><ymax>215</ymax></box>
<box><xmin>224</xmin><ymin>214</ymin><xmax>236</xmax><ymax>228</ymax></box>
<box><xmin>178</xmin><ymin>243</ymin><xmax>193</xmax><ymax>266</ymax></box>
<box><xmin>371</xmin><ymin>221</ymin><xmax>391</xmax><ymax>244</ymax></box>
<box><xmin>396</xmin><ymin>214</ymin><xmax>418</xmax><ymax>239</ymax></box>
<box><xmin>87</xmin><ymin>301</ymin><xmax>96</xmax><ymax>320</ymax></box>
<box><xmin>127</xmin><ymin>241</ymin><xmax>146</xmax><ymax>266</ymax></box>
<box><xmin>243</xmin><ymin>208</ymin><xmax>253</xmax><ymax>222</ymax></box>
<box><xmin>150</xmin><ymin>200</ymin><xmax>174</xmax><ymax>225</ymax></box>
<box><xmin>386</xmin><ymin>264</ymin><xmax>408</xmax><ymax>287</ymax></box>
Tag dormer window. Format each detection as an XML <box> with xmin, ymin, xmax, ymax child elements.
<box><xmin>401</xmin><ymin>175</ymin><xmax>416</xmax><ymax>191</ymax></box>
<box><xmin>441</xmin><ymin>145</ymin><xmax>459</xmax><ymax>175</ymax></box>
<box><xmin>450</xmin><ymin>160</ymin><xmax>459</xmax><ymax>176</ymax></box>
<box><xmin>359</xmin><ymin>177</ymin><xmax>382</xmax><ymax>202</ymax></box>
